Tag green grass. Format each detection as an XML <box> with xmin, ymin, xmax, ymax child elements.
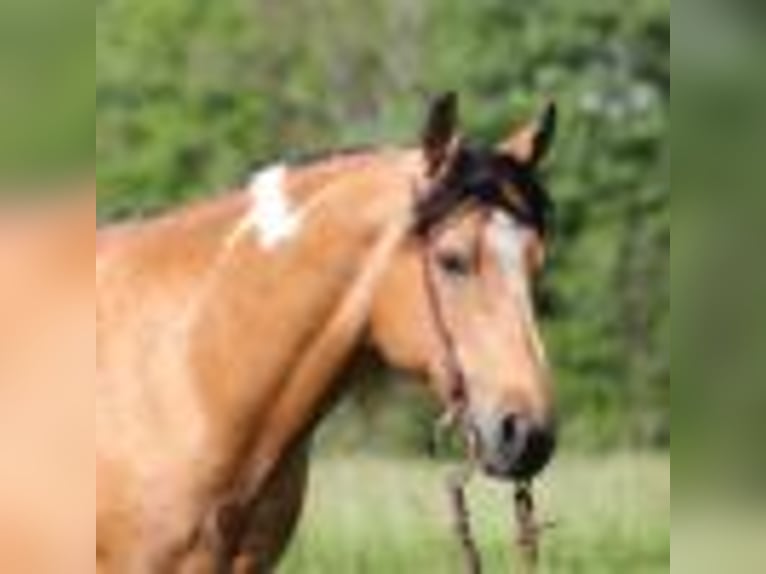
<box><xmin>280</xmin><ymin>452</ymin><xmax>669</xmax><ymax>574</ymax></box>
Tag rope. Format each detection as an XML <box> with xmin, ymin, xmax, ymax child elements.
<box><xmin>438</xmin><ymin>417</ymin><xmax>547</xmax><ymax>574</ymax></box>
<box><xmin>447</xmin><ymin>465</ymin><xmax>483</xmax><ymax>574</ymax></box>
<box><xmin>513</xmin><ymin>483</ymin><xmax>540</xmax><ymax>573</ymax></box>
<box><xmin>413</xmin><ymin>175</ymin><xmax>549</xmax><ymax>574</ymax></box>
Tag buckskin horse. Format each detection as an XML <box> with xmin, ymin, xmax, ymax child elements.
<box><xmin>96</xmin><ymin>93</ymin><xmax>558</xmax><ymax>573</ymax></box>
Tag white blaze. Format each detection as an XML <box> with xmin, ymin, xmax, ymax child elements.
<box><xmin>489</xmin><ymin>212</ymin><xmax>527</xmax><ymax>277</ymax></box>
<box><xmin>489</xmin><ymin>213</ymin><xmax>549</xmax><ymax>364</ymax></box>
<box><xmin>236</xmin><ymin>164</ymin><xmax>302</xmax><ymax>250</ymax></box>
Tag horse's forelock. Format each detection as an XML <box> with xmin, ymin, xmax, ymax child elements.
<box><xmin>414</xmin><ymin>144</ymin><xmax>553</xmax><ymax>237</ymax></box>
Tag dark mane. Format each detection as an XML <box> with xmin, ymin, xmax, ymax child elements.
<box><xmin>415</xmin><ymin>143</ymin><xmax>554</xmax><ymax>237</ymax></box>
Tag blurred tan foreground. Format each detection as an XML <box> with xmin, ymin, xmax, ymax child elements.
<box><xmin>0</xmin><ymin>189</ymin><xmax>93</xmax><ymax>573</ymax></box>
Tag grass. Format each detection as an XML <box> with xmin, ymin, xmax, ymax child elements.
<box><xmin>280</xmin><ymin>452</ymin><xmax>669</xmax><ymax>573</ymax></box>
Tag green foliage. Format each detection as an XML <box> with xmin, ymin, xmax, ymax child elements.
<box><xmin>96</xmin><ymin>0</ymin><xmax>669</xmax><ymax>449</ymax></box>
<box><xmin>0</xmin><ymin>0</ymin><xmax>91</xmax><ymax>184</ymax></box>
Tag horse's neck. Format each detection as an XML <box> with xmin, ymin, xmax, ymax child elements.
<box><xmin>185</xmin><ymin>152</ymin><xmax>416</xmax><ymax>496</ymax></box>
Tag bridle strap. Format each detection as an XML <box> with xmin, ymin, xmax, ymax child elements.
<box><xmin>418</xmin><ymin>231</ymin><xmax>468</xmax><ymax>409</ymax></box>
<box><xmin>410</xmin><ymin>179</ymin><xmax>471</xmax><ymax>426</ymax></box>
<box><xmin>412</xmin><ymin>180</ymin><xmax>487</xmax><ymax>574</ymax></box>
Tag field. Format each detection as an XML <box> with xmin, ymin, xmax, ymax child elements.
<box><xmin>280</xmin><ymin>452</ymin><xmax>669</xmax><ymax>573</ymax></box>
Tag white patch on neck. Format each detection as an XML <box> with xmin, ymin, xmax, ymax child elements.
<box><xmin>230</xmin><ymin>164</ymin><xmax>303</xmax><ymax>250</ymax></box>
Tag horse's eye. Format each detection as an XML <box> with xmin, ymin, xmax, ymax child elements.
<box><xmin>437</xmin><ymin>251</ymin><xmax>473</xmax><ymax>277</ymax></box>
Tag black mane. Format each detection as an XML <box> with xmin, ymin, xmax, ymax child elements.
<box><xmin>414</xmin><ymin>143</ymin><xmax>554</xmax><ymax>237</ymax></box>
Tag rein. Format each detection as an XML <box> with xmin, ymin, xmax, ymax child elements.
<box><xmin>411</xmin><ymin>178</ymin><xmax>545</xmax><ymax>574</ymax></box>
<box><xmin>413</xmin><ymin>184</ymin><xmax>484</xmax><ymax>574</ymax></box>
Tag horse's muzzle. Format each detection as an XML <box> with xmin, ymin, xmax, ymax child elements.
<box><xmin>476</xmin><ymin>413</ymin><xmax>557</xmax><ymax>481</ymax></box>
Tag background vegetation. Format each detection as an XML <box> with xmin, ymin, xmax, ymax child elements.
<box><xmin>97</xmin><ymin>0</ymin><xmax>669</xmax><ymax>454</ymax></box>
<box><xmin>0</xmin><ymin>0</ymin><xmax>90</xmax><ymax>184</ymax></box>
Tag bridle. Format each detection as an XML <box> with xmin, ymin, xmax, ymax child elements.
<box><xmin>413</xmin><ymin>190</ymin><xmax>487</xmax><ymax>574</ymax></box>
<box><xmin>409</xmin><ymin>147</ymin><xmax>551</xmax><ymax>430</ymax></box>
<box><xmin>410</xmin><ymin>157</ymin><xmax>551</xmax><ymax>574</ymax></box>
<box><xmin>410</xmin><ymin>156</ymin><xmax>549</xmax><ymax>433</ymax></box>
<box><xmin>410</xmin><ymin>178</ymin><xmax>474</xmax><ymax>435</ymax></box>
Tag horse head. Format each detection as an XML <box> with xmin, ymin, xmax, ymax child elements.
<box><xmin>370</xmin><ymin>93</ymin><xmax>558</xmax><ymax>481</ymax></box>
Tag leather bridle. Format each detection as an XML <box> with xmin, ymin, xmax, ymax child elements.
<box><xmin>410</xmin><ymin>177</ymin><xmax>487</xmax><ymax>574</ymax></box>
<box><xmin>410</xmin><ymin>178</ymin><xmax>475</xmax><ymax>438</ymax></box>
<box><xmin>411</xmin><ymin>170</ymin><xmax>549</xmax><ymax>574</ymax></box>
<box><xmin>410</xmin><ymin>147</ymin><xmax>552</xmax><ymax>433</ymax></box>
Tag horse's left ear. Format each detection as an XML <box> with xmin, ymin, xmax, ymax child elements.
<box><xmin>501</xmin><ymin>101</ymin><xmax>557</xmax><ymax>167</ymax></box>
<box><xmin>422</xmin><ymin>91</ymin><xmax>461</xmax><ymax>176</ymax></box>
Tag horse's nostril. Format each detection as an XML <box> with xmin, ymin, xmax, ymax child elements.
<box><xmin>501</xmin><ymin>414</ymin><xmax>518</xmax><ymax>444</ymax></box>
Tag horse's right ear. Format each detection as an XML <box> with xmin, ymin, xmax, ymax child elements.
<box><xmin>501</xmin><ymin>101</ymin><xmax>558</xmax><ymax>167</ymax></box>
<box><xmin>421</xmin><ymin>92</ymin><xmax>460</xmax><ymax>176</ymax></box>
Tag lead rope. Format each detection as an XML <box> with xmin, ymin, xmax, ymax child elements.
<box><xmin>443</xmin><ymin>428</ymin><xmax>483</xmax><ymax>574</ymax></box>
<box><xmin>421</xmin><ymin>249</ymin><xmax>484</xmax><ymax>574</ymax></box>
<box><xmin>411</xmin><ymin>177</ymin><xmax>482</xmax><ymax>574</ymax></box>
<box><xmin>412</xmin><ymin>178</ymin><xmax>544</xmax><ymax>574</ymax></box>
<box><xmin>439</xmin><ymin>415</ymin><xmax>546</xmax><ymax>574</ymax></box>
<box><xmin>514</xmin><ymin>482</ymin><xmax>542</xmax><ymax>572</ymax></box>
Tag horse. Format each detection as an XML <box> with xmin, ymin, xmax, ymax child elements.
<box><xmin>96</xmin><ymin>92</ymin><xmax>558</xmax><ymax>573</ymax></box>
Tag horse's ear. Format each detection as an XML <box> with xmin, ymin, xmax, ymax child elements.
<box><xmin>422</xmin><ymin>91</ymin><xmax>460</xmax><ymax>176</ymax></box>
<box><xmin>501</xmin><ymin>101</ymin><xmax>557</xmax><ymax>167</ymax></box>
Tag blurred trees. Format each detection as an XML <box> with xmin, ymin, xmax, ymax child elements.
<box><xmin>96</xmin><ymin>0</ymin><xmax>669</xmax><ymax>450</ymax></box>
<box><xmin>0</xmin><ymin>0</ymin><xmax>91</xmax><ymax>185</ymax></box>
